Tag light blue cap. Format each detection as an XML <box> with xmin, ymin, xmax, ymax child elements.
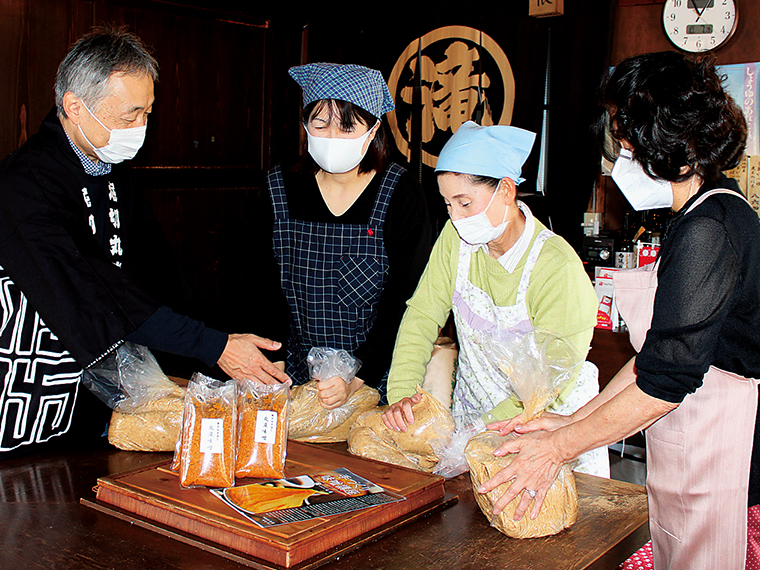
<box><xmin>288</xmin><ymin>63</ymin><xmax>395</xmax><ymax>118</ymax></box>
<box><xmin>435</xmin><ymin>121</ymin><xmax>537</xmax><ymax>185</ymax></box>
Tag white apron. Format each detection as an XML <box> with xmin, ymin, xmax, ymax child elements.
<box><xmin>614</xmin><ymin>189</ymin><xmax>759</xmax><ymax>570</ymax></box>
<box><xmin>451</xmin><ymin>230</ymin><xmax>609</xmax><ymax>477</ymax></box>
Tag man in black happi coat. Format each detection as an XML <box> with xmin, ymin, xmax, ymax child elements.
<box><xmin>0</xmin><ymin>27</ymin><xmax>289</xmax><ymax>457</ymax></box>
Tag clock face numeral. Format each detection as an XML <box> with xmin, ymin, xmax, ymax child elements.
<box><xmin>662</xmin><ymin>0</ymin><xmax>737</xmax><ymax>53</ymax></box>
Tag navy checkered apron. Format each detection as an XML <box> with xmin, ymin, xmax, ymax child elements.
<box><xmin>268</xmin><ymin>163</ymin><xmax>403</xmax><ymax>390</ymax></box>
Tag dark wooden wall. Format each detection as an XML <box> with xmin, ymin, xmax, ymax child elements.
<box><xmin>0</xmin><ymin>0</ymin><xmax>285</xmax><ymax>343</ymax></box>
<box><xmin>1</xmin><ymin>0</ymin><xmax>274</xmax><ymax>168</ymax></box>
<box><xmin>0</xmin><ymin>0</ymin><xmax>614</xmax><ymax>373</ymax></box>
<box><xmin>613</xmin><ymin>0</ymin><xmax>760</xmax><ymax>65</ymax></box>
<box><xmin>597</xmin><ymin>0</ymin><xmax>760</xmax><ymax>234</ymax></box>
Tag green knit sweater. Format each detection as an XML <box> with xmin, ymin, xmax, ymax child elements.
<box><xmin>387</xmin><ymin>219</ymin><xmax>598</xmax><ymax>421</ymax></box>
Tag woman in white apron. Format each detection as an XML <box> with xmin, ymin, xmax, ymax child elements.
<box><xmin>478</xmin><ymin>52</ymin><xmax>760</xmax><ymax>570</ymax></box>
<box><xmin>382</xmin><ymin>121</ymin><xmax>609</xmax><ymax>477</ymax></box>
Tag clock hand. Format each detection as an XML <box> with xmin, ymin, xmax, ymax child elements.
<box><xmin>694</xmin><ymin>0</ymin><xmax>708</xmax><ymax>21</ymax></box>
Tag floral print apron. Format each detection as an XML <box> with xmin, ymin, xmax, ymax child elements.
<box><xmin>452</xmin><ymin>229</ymin><xmax>609</xmax><ymax>477</ymax></box>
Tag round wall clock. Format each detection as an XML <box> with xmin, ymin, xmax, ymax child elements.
<box><xmin>662</xmin><ymin>0</ymin><xmax>738</xmax><ymax>53</ymax></box>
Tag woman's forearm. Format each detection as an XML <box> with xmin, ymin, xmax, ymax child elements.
<box><xmin>569</xmin><ymin>356</ymin><xmax>638</xmax><ymax>422</ymax></box>
<box><xmin>554</xmin><ymin>380</ymin><xmax>677</xmax><ymax>462</ymax></box>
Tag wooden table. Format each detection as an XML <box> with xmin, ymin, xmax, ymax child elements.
<box><xmin>0</xmin><ymin>441</ymin><xmax>649</xmax><ymax>570</ymax></box>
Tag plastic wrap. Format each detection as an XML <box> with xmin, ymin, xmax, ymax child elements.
<box><xmin>178</xmin><ymin>373</ymin><xmax>237</xmax><ymax>488</ymax></box>
<box><xmin>464</xmin><ymin>431</ymin><xmax>578</xmax><ymax>538</ymax></box>
<box><xmin>306</xmin><ymin>347</ymin><xmax>362</xmax><ymax>383</ymax></box>
<box><xmin>478</xmin><ymin>327</ymin><xmax>582</xmax><ymax>422</ymax></box>
<box><xmin>346</xmin><ymin>425</ymin><xmax>421</xmax><ymax>471</ymax></box>
<box><xmin>431</xmin><ymin>418</ymin><xmax>486</xmax><ymax>478</ymax></box>
<box><xmin>235</xmin><ymin>379</ymin><xmax>289</xmax><ymax>479</ymax></box>
<box><xmin>347</xmin><ymin>386</ymin><xmax>455</xmax><ymax>472</ymax></box>
<box><xmin>431</xmin><ymin>328</ymin><xmax>581</xmax><ymax>479</ymax></box>
<box><xmin>289</xmin><ymin>380</ymin><xmax>380</xmax><ymax>443</ymax></box>
<box><xmin>82</xmin><ymin>342</ymin><xmax>181</xmax><ymax>412</ymax></box>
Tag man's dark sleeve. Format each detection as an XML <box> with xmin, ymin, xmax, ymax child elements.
<box><xmin>125</xmin><ymin>305</ymin><xmax>228</xmax><ymax>367</ymax></box>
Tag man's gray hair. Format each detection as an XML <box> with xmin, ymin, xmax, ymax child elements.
<box><xmin>55</xmin><ymin>26</ymin><xmax>159</xmax><ymax>117</ymax></box>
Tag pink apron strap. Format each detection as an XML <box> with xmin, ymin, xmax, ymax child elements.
<box><xmin>612</xmin><ymin>262</ymin><xmax>658</xmax><ymax>353</ymax></box>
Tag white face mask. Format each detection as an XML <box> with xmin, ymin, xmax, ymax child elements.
<box><xmin>611</xmin><ymin>148</ymin><xmax>673</xmax><ymax>211</ymax></box>
<box><xmin>78</xmin><ymin>101</ymin><xmax>147</xmax><ymax>164</ymax></box>
<box><xmin>452</xmin><ymin>186</ymin><xmax>509</xmax><ymax>245</ymax></box>
<box><xmin>306</xmin><ymin>122</ymin><xmax>377</xmax><ymax>174</ymax></box>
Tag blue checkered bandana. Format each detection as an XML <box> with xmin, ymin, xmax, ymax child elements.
<box><xmin>289</xmin><ymin>63</ymin><xmax>395</xmax><ymax>118</ymax></box>
<box><xmin>435</xmin><ymin>121</ymin><xmax>536</xmax><ymax>185</ymax></box>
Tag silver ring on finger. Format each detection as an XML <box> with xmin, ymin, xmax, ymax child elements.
<box><xmin>526</xmin><ymin>489</ymin><xmax>537</xmax><ymax>498</ymax></box>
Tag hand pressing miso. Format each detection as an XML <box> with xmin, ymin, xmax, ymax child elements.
<box><xmin>347</xmin><ymin>387</ymin><xmax>455</xmax><ymax>472</ymax></box>
<box><xmin>464</xmin><ymin>431</ymin><xmax>578</xmax><ymax>538</ymax></box>
<box><xmin>289</xmin><ymin>380</ymin><xmax>380</xmax><ymax>443</ymax></box>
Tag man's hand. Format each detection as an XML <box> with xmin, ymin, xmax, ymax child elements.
<box><xmin>217</xmin><ymin>333</ymin><xmax>291</xmax><ymax>384</ymax></box>
<box><xmin>381</xmin><ymin>393</ymin><xmax>423</xmax><ymax>432</ymax></box>
<box><xmin>317</xmin><ymin>376</ymin><xmax>364</xmax><ymax>409</ymax></box>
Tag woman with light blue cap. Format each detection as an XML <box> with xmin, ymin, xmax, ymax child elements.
<box><xmin>382</xmin><ymin>121</ymin><xmax>608</xmax><ymax>477</ymax></box>
<box><xmin>255</xmin><ymin>63</ymin><xmax>431</xmax><ymax>407</ymax></box>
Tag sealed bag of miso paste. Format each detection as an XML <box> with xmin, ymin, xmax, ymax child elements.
<box><xmin>178</xmin><ymin>373</ymin><xmax>237</xmax><ymax>489</ymax></box>
<box><xmin>235</xmin><ymin>379</ymin><xmax>290</xmax><ymax>479</ymax></box>
<box><xmin>347</xmin><ymin>386</ymin><xmax>455</xmax><ymax>472</ymax></box>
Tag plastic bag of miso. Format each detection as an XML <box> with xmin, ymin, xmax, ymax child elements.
<box><xmin>178</xmin><ymin>373</ymin><xmax>237</xmax><ymax>488</ymax></box>
<box><xmin>235</xmin><ymin>379</ymin><xmax>290</xmax><ymax>479</ymax></box>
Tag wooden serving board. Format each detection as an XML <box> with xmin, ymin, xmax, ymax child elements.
<box><xmin>86</xmin><ymin>441</ymin><xmax>456</xmax><ymax>569</ymax></box>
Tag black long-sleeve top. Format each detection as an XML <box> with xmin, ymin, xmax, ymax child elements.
<box><xmin>634</xmin><ymin>176</ymin><xmax>760</xmax><ymax>506</ymax></box>
<box><xmin>636</xmin><ymin>176</ymin><xmax>760</xmax><ymax>401</ymax></box>
<box><xmin>251</xmin><ymin>164</ymin><xmax>432</xmax><ymax>388</ymax></box>
<box><xmin>0</xmin><ymin>109</ymin><xmax>226</xmax><ymax>457</ymax></box>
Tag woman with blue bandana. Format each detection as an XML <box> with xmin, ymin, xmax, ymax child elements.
<box><xmin>382</xmin><ymin>121</ymin><xmax>608</xmax><ymax>477</ymax></box>
<box><xmin>256</xmin><ymin>63</ymin><xmax>431</xmax><ymax>408</ymax></box>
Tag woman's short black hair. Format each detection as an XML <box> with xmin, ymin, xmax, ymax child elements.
<box><xmin>436</xmin><ymin>172</ymin><xmax>501</xmax><ymax>191</ymax></box>
<box><xmin>297</xmin><ymin>99</ymin><xmax>390</xmax><ymax>175</ymax></box>
<box><xmin>593</xmin><ymin>51</ymin><xmax>746</xmax><ymax>185</ymax></box>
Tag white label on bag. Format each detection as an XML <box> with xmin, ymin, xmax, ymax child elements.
<box><xmin>200</xmin><ymin>418</ymin><xmax>224</xmax><ymax>454</ymax></box>
<box><xmin>254</xmin><ymin>410</ymin><xmax>278</xmax><ymax>444</ymax></box>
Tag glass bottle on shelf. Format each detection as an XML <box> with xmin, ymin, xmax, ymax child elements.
<box><xmin>615</xmin><ymin>212</ymin><xmax>636</xmax><ymax>269</ymax></box>
<box><xmin>649</xmin><ymin>211</ymin><xmax>662</xmax><ymax>245</ymax></box>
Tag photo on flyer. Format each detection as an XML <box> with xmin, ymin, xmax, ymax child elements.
<box><xmin>211</xmin><ymin>467</ymin><xmax>405</xmax><ymax>528</ymax></box>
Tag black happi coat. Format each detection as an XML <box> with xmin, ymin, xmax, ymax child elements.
<box><xmin>0</xmin><ymin>109</ymin><xmax>189</xmax><ymax>453</ymax></box>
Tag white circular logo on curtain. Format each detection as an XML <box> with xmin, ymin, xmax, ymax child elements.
<box><xmin>387</xmin><ymin>25</ymin><xmax>515</xmax><ymax>168</ymax></box>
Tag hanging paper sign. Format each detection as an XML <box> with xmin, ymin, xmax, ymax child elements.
<box><xmin>529</xmin><ymin>0</ymin><xmax>564</xmax><ymax>18</ymax></box>
<box><xmin>719</xmin><ymin>62</ymin><xmax>760</xmax><ymax>157</ymax></box>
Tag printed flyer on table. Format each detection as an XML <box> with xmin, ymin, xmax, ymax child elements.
<box><xmin>211</xmin><ymin>468</ymin><xmax>405</xmax><ymax>527</ymax></box>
